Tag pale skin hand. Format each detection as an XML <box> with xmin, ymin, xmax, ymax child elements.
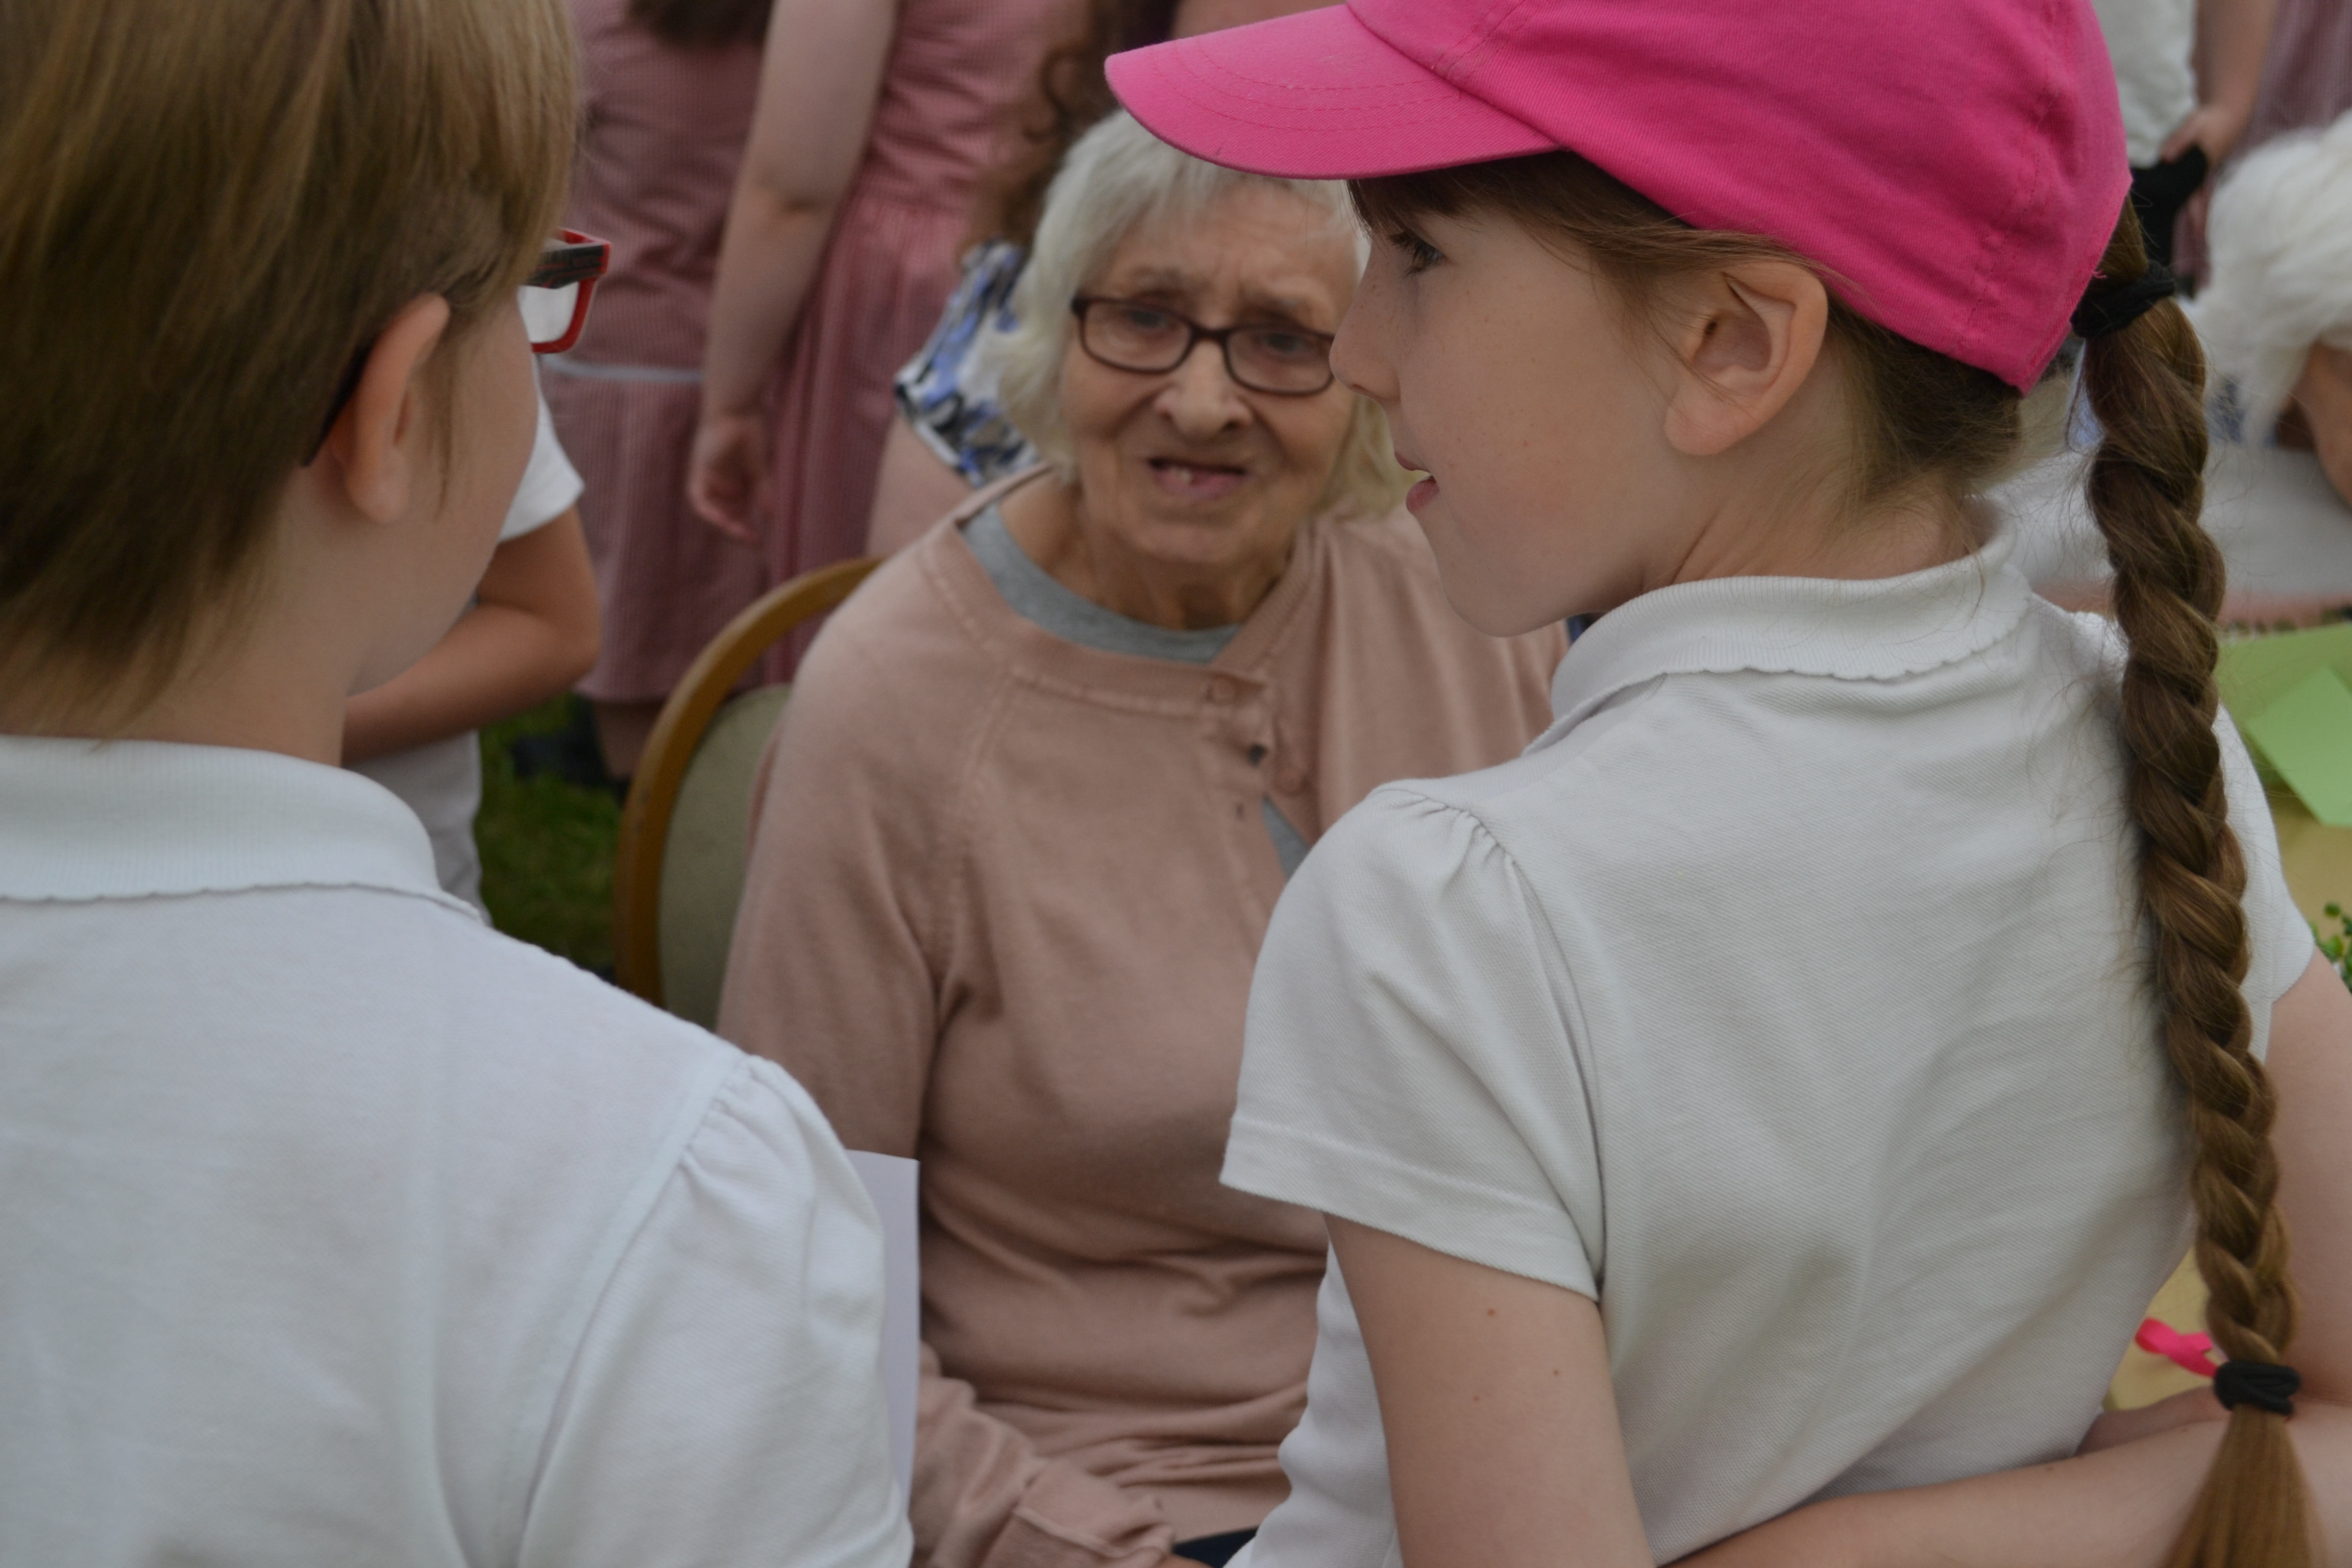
<box><xmin>1340</xmin><ymin>953</ymin><xmax>2352</xmax><ymax>1568</ymax></box>
<box><xmin>340</xmin><ymin>507</ymin><xmax>600</xmax><ymax>763</ymax></box>
<box><xmin>689</xmin><ymin>0</ymin><xmax>896</xmax><ymax>544</ymax></box>
<box><xmin>2075</xmin><ymin>1385</ymin><xmax>2227</xmax><ymax>1456</ymax></box>
<box><xmin>2160</xmin><ymin>0</ymin><xmax>2279</xmax><ymax>165</ymax></box>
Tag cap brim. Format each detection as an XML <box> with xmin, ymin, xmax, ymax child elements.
<box><xmin>1107</xmin><ymin>4</ymin><xmax>1555</xmax><ymax>180</ymax></box>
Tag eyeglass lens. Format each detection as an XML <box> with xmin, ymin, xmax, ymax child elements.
<box><xmin>521</xmin><ymin>282</ymin><xmax>581</xmax><ymax>349</ymax></box>
<box><xmin>1082</xmin><ymin>301</ymin><xmax>1332</xmax><ymax>394</ymax></box>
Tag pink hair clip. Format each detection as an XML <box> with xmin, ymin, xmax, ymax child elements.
<box><xmin>2135</xmin><ymin>1316</ymin><xmax>2217</xmax><ymax>1379</ymax></box>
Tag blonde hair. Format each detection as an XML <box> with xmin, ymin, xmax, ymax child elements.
<box><xmin>981</xmin><ymin>110</ymin><xmax>1404</xmax><ymax>521</ymax></box>
<box><xmin>0</xmin><ymin>0</ymin><xmax>576</xmax><ymax>723</ymax></box>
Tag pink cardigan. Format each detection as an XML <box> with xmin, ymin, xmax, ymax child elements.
<box><xmin>721</xmin><ymin>485</ymin><xmax>1563</xmax><ymax>1567</ymax></box>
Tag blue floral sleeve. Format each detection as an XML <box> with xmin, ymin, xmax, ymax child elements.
<box><xmin>894</xmin><ymin>240</ymin><xmax>1037</xmax><ymax>485</ymax></box>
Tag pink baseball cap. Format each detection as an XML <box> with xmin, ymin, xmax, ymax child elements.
<box><xmin>1107</xmin><ymin>0</ymin><xmax>2130</xmax><ymax>391</ymax></box>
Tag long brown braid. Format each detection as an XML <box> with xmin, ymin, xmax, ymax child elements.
<box><xmin>2078</xmin><ymin>209</ymin><xmax>2315</xmax><ymax>1567</ymax></box>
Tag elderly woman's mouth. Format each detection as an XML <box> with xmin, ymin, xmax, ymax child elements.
<box><xmin>1147</xmin><ymin>457</ymin><xmax>1250</xmax><ymax>500</ymax></box>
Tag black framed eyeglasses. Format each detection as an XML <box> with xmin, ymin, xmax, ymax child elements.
<box><xmin>1069</xmin><ymin>296</ymin><xmax>1337</xmax><ymax>396</ymax></box>
<box><xmin>308</xmin><ymin>230</ymin><xmax>612</xmax><ymax>462</ymax></box>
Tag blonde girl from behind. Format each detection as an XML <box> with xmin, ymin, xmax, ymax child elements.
<box><xmin>0</xmin><ymin>4</ymin><xmax>909</xmax><ymax>1564</ymax></box>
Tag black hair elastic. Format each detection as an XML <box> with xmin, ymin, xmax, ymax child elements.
<box><xmin>2213</xmin><ymin>1359</ymin><xmax>2300</xmax><ymax>1417</ymax></box>
<box><xmin>2071</xmin><ymin>261</ymin><xmax>2178</xmax><ymax>340</ymax></box>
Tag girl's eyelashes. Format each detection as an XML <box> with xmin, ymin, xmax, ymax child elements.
<box><xmin>1388</xmin><ymin>228</ymin><xmax>1443</xmax><ymax>275</ymax></box>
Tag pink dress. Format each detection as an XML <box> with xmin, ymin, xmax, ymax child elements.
<box><xmin>756</xmin><ymin>0</ymin><xmax>1067</xmax><ymax>677</ymax></box>
<box><xmin>544</xmin><ymin>0</ymin><xmax>767</xmax><ymax>704</ymax></box>
<box><xmin>2175</xmin><ymin>0</ymin><xmax>2352</xmax><ymax>283</ymax></box>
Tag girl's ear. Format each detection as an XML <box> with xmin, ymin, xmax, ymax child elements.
<box><xmin>1659</xmin><ymin>260</ymin><xmax>1828</xmax><ymax>458</ymax></box>
<box><xmin>314</xmin><ymin>295</ymin><xmax>453</xmax><ymax>526</ymax></box>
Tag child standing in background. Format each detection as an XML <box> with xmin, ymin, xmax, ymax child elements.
<box><xmin>541</xmin><ymin>0</ymin><xmax>769</xmax><ymax>782</ymax></box>
<box><xmin>687</xmin><ymin>0</ymin><xmax>1067</xmax><ymax>680</ymax></box>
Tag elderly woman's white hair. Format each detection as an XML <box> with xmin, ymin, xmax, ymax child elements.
<box><xmin>978</xmin><ymin>111</ymin><xmax>1403</xmax><ymax>519</ymax></box>
<box><xmin>2195</xmin><ymin>110</ymin><xmax>2352</xmax><ymax>440</ymax></box>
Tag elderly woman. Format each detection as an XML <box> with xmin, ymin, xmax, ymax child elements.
<box><xmin>718</xmin><ymin>112</ymin><xmax>1560</xmax><ymax>1568</ymax></box>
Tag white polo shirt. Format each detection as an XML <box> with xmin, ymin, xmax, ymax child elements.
<box><xmin>1223</xmin><ymin>527</ymin><xmax>2313</xmax><ymax>1565</ymax></box>
<box><xmin>0</xmin><ymin>735</ymin><xmax>911</xmax><ymax>1568</ymax></box>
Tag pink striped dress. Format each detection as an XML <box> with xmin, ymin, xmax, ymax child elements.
<box><xmin>2175</xmin><ymin>0</ymin><xmax>2352</xmax><ymax>283</ymax></box>
<box><xmin>2243</xmin><ymin>0</ymin><xmax>2352</xmax><ymax>155</ymax></box>
<box><xmin>545</xmin><ymin>0</ymin><xmax>767</xmax><ymax>704</ymax></box>
<box><xmin>753</xmin><ymin>0</ymin><xmax>1067</xmax><ymax>678</ymax></box>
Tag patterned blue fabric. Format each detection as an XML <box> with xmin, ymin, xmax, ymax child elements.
<box><xmin>893</xmin><ymin>240</ymin><xmax>1037</xmax><ymax>485</ymax></box>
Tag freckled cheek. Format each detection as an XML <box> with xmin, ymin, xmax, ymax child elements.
<box><xmin>1400</xmin><ymin>353</ymin><xmax>1489</xmax><ymax>482</ymax></box>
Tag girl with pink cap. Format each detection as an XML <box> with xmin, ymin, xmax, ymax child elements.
<box><xmin>1109</xmin><ymin>1</ymin><xmax>2352</xmax><ymax>1563</ymax></box>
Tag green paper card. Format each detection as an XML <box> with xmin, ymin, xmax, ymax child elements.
<box><xmin>2217</xmin><ymin>622</ymin><xmax>2352</xmax><ymax>782</ymax></box>
<box><xmin>2243</xmin><ymin>667</ymin><xmax>2352</xmax><ymax>827</ymax></box>
<box><xmin>2218</xmin><ymin>622</ymin><xmax>2352</xmax><ymax>723</ymax></box>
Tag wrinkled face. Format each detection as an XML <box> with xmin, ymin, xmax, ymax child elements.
<box><xmin>1333</xmin><ymin>208</ymin><xmax>1679</xmax><ymax>636</ymax></box>
<box><xmin>1059</xmin><ymin>184</ymin><xmax>1359</xmax><ymax>582</ymax></box>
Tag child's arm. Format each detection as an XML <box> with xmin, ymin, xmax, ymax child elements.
<box><xmin>2162</xmin><ymin>0</ymin><xmax>2278</xmax><ymax>165</ymax></box>
<box><xmin>341</xmin><ymin>508</ymin><xmax>599</xmax><ymax>764</ymax></box>
<box><xmin>1345</xmin><ymin>952</ymin><xmax>2352</xmax><ymax>1568</ymax></box>
<box><xmin>1330</xmin><ymin>1217</ymin><xmax>1654</xmax><ymax>1568</ymax></box>
<box><xmin>1695</xmin><ymin>950</ymin><xmax>2352</xmax><ymax>1568</ymax></box>
<box><xmin>1343</xmin><ymin>1220</ymin><xmax>2343</xmax><ymax>1568</ymax></box>
<box><xmin>690</xmin><ymin>0</ymin><xmax>896</xmax><ymax>542</ymax></box>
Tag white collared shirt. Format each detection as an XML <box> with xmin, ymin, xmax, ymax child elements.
<box><xmin>1222</xmin><ymin>529</ymin><xmax>2314</xmax><ymax>1565</ymax></box>
<box><xmin>0</xmin><ymin>737</ymin><xmax>910</xmax><ymax>1568</ymax></box>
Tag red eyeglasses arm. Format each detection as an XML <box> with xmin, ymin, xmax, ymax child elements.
<box><xmin>529</xmin><ymin>231</ymin><xmax>610</xmax><ymax>290</ymax></box>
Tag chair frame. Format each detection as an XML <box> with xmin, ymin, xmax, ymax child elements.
<box><xmin>614</xmin><ymin>556</ymin><xmax>881</xmax><ymax>1008</ymax></box>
